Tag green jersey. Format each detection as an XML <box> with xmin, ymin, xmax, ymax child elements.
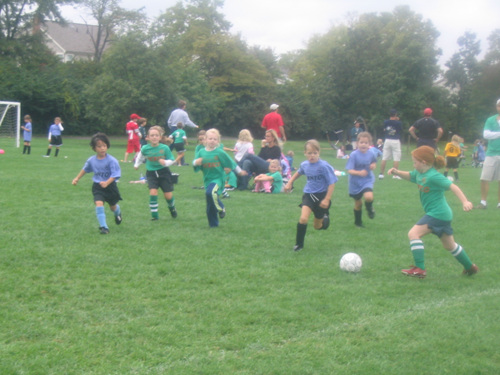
<box><xmin>140</xmin><ymin>143</ymin><xmax>175</xmax><ymax>171</ymax></box>
<box><xmin>194</xmin><ymin>147</ymin><xmax>237</xmax><ymax>189</ymax></box>
<box><xmin>410</xmin><ymin>167</ymin><xmax>453</xmax><ymax>221</ymax></box>
<box><xmin>484</xmin><ymin>114</ymin><xmax>500</xmax><ymax>156</ymax></box>
<box><xmin>170</xmin><ymin>129</ymin><xmax>186</xmax><ymax>144</ymax></box>
<box><xmin>268</xmin><ymin>171</ymin><xmax>283</xmax><ymax>193</ymax></box>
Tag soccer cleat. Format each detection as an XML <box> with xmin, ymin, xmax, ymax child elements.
<box><xmin>151</xmin><ymin>217</ymin><xmax>159</xmax><ymax>221</ymax></box>
<box><xmin>392</xmin><ymin>175</ymin><xmax>402</xmax><ymax>180</ymax></box>
<box><xmin>99</xmin><ymin>226</ymin><xmax>110</xmax><ymax>234</ymax></box>
<box><xmin>321</xmin><ymin>214</ymin><xmax>330</xmax><ymax>230</ymax></box>
<box><xmin>293</xmin><ymin>244</ymin><xmax>303</xmax><ymax>252</ymax></box>
<box><xmin>462</xmin><ymin>264</ymin><xmax>479</xmax><ymax>276</ymax></box>
<box><xmin>401</xmin><ymin>266</ymin><xmax>426</xmax><ymax>278</ymax></box>
<box><xmin>219</xmin><ymin>209</ymin><xmax>226</xmax><ymax>219</ymax></box>
<box><xmin>367</xmin><ymin>209</ymin><xmax>375</xmax><ymax>219</ymax></box>
<box><xmin>169</xmin><ymin>208</ymin><xmax>178</xmax><ymax>218</ymax></box>
<box><xmin>115</xmin><ymin>214</ymin><xmax>122</xmax><ymax>225</ymax></box>
<box><xmin>378</xmin><ymin>174</ymin><xmax>384</xmax><ymax>180</ymax></box>
<box><xmin>43</xmin><ymin>155</ymin><xmax>50</xmax><ymax>158</ymax></box>
<box><xmin>475</xmin><ymin>203</ymin><xmax>487</xmax><ymax>209</ymax></box>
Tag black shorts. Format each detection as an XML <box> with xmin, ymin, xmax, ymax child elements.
<box><xmin>300</xmin><ymin>192</ymin><xmax>331</xmax><ymax>219</ymax></box>
<box><xmin>92</xmin><ymin>181</ymin><xmax>122</xmax><ymax>206</ymax></box>
<box><xmin>50</xmin><ymin>135</ymin><xmax>63</xmax><ymax>147</ymax></box>
<box><xmin>147</xmin><ymin>167</ymin><xmax>174</xmax><ymax>192</ymax></box>
<box><xmin>349</xmin><ymin>188</ymin><xmax>373</xmax><ymax>201</ymax></box>
<box><xmin>446</xmin><ymin>156</ymin><xmax>459</xmax><ymax>169</ymax></box>
<box><xmin>172</xmin><ymin>143</ymin><xmax>185</xmax><ymax>153</ymax></box>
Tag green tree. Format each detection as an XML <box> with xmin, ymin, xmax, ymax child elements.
<box><xmin>444</xmin><ymin>32</ymin><xmax>481</xmax><ymax>137</ymax></box>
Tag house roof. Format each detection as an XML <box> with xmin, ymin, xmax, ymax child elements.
<box><xmin>41</xmin><ymin>21</ymin><xmax>100</xmax><ymax>56</ymax></box>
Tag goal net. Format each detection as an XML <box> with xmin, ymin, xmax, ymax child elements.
<box><xmin>0</xmin><ymin>101</ymin><xmax>21</xmax><ymax>148</ymax></box>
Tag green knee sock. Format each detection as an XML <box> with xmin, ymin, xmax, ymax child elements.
<box><xmin>410</xmin><ymin>239</ymin><xmax>425</xmax><ymax>270</ymax></box>
<box><xmin>150</xmin><ymin>195</ymin><xmax>159</xmax><ymax>219</ymax></box>
<box><xmin>451</xmin><ymin>244</ymin><xmax>473</xmax><ymax>270</ymax></box>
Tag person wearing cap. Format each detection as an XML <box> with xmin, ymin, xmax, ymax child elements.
<box><xmin>167</xmin><ymin>100</ymin><xmax>198</xmax><ymax>132</ymax></box>
<box><xmin>123</xmin><ymin>113</ymin><xmax>142</xmax><ymax>163</ymax></box>
<box><xmin>379</xmin><ymin>109</ymin><xmax>403</xmax><ymax>179</ymax></box>
<box><xmin>350</xmin><ymin>117</ymin><xmax>365</xmax><ymax>150</ymax></box>
<box><xmin>476</xmin><ymin>98</ymin><xmax>500</xmax><ymax>209</ymax></box>
<box><xmin>261</xmin><ymin>104</ymin><xmax>286</xmax><ymax>142</ymax></box>
<box><xmin>409</xmin><ymin>108</ymin><xmax>443</xmax><ymax>150</ymax></box>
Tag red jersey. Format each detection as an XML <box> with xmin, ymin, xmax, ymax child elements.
<box><xmin>261</xmin><ymin>112</ymin><xmax>284</xmax><ymax>138</ymax></box>
<box><xmin>126</xmin><ymin>121</ymin><xmax>140</xmax><ymax>141</ymax></box>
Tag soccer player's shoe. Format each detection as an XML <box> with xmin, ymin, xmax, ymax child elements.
<box><xmin>169</xmin><ymin>207</ymin><xmax>178</xmax><ymax>218</ymax></box>
<box><xmin>293</xmin><ymin>244</ymin><xmax>303</xmax><ymax>252</ymax></box>
<box><xmin>219</xmin><ymin>209</ymin><xmax>226</xmax><ymax>219</ymax></box>
<box><xmin>115</xmin><ymin>214</ymin><xmax>122</xmax><ymax>225</ymax></box>
<box><xmin>401</xmin><ymin>266</ymin><xmax>426</xmax><ymax>278</ymax></box>
<box><xmin>321</xmin><ymin>214</ymin><xmax>330</xmax><ymax>230</ymax></box>
<box><xmin>99</xmin><ymin>227</ymin><xmax>110</xmax><ymax>234</ymax></box>
<box><xmin>462</xmin><ymin>264</ymin><xmax>479</xmax><ymax>276</ymax></box>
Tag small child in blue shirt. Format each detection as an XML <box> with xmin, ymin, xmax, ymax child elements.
<box><xmin>21</xmin><ymin>114</ymin><xmax>32</xmax><ymax>155</ymax></box>
<box><xmin>72</xmin><ymin>133</ymin><xmax>122</xmax><ymax>234</ymax></box>
<box><xmin>285</xmin><ymin>140</ymin><xmax>337</xmax><ymax>251</ymax></box>
<box><xmin>346</xmin><ymin>132</ymin><xmax>377</xmax><ymax>227</ymax></box>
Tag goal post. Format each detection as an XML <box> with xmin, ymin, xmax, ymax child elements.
<box><xmin>0</xmin><ymin>101</ymin><xmax>21</xmax><ymax>148</ymax></box>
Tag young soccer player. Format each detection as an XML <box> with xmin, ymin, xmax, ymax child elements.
<box><xmin>388</xmin><ymin>145</ymin><xmax>478</xmax><ymax>278</ymax></box>
<box><xmin>72</xmin><ymin>133</ymin><xmax>122</xmax><ymax>234</ymax></box>
<box><xmin>21</xmin><ymin>115</ymin><xmax>32</xmax><ymax>154</ymax></box>
<box><xmin>135</xmin><ymin>126</ymin><xmax>181</xmax><ymax>221</ymax></box>
<box><xmin>284</xmin><ymin>140</ymin><xmax>337</xmax><ymax>251</ymax></box>
<box><xmin>193</xmin><ymin>128</ymin><xmax>247</xmax><ymax>227</ymax></box>
<box><xmin>444</xmin><ymin>134</ymin><xmax>462</xmax><ymax>182</ymax></box>
<box><xmin>169</xmin><ymin>122</ymin><xmax>188</xmax><ymax>166</ymax></box>
<box><xmin>44</xmin><ymin>117</ymin><xmax>64</xmax><ymax>157</ymax></box>
<box><xmin>345</xmin><ymin>131</ymin><xmax>377</xmax><ymax>227</ymax></box>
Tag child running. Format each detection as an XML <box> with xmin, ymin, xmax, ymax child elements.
<box><xmin>134</xmin><ymin>126</ymin><xmax>182</xmax><ymax>221</ymax></box>
<box><xmin>388</xmin><ymin>145</ymin><xmax>478</xmax><ymax>278</ymax></box>
<box><xmin>193</xmin><ymin>128</ymin><xmax>247</xmax><ymax>227</ymax></box>
<box><xmin>284</xmin><ymin>140</ymin><xmax>337</xmax><ymax>251</ymax></box>
<box><xmin>72</xmin><ymin>133</ymin><xmax>122</xmax><ymax>234</ymax></box>
<box><xmin>444</xmin><ymin>134</ymin><xmax>462</xmax><ymax>182</ymax></box>
<box><xmin>345</xmin><ymin>131</ymin><xmax>377</xmax><ymax>227</ymax></box>
<box><xmin>169</xmin><ymin>122</ymin><xmax>188</xmax><ymax>166</ymax></box>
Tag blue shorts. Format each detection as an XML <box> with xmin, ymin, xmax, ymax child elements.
<box><xmin>416</xmin><ymin>215</ymin><xmax>453</xmax><ymax>237</ymax></box>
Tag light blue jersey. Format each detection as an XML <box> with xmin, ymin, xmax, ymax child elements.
<box><xmin>346</xmin><ymin>150</ymin><xmax>377</xmax><ymax>195</ymax></box>
<box><xmin>297</xmin><ymin>159</ymin><xmax>338</xmax><ymax>193</ymax></box>
<box><xmin>82</xmin><ymin>154</ymin><xmax>121</xmax><ymax>183</ymax></box>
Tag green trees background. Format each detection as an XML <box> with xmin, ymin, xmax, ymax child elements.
<box><xmin>1</xmin><ymin>0</ymin><xmax>499</xmax><ymax>141</ymax></box>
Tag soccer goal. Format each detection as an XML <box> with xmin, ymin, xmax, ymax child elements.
<box><xmin>0</xmin><ymin>101</ymin><xmax>21</xmax><ymax>148</ymax></box>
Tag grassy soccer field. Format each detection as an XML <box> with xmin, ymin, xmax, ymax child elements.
<box><xmin>0</xmin><ymin>136</ymin><xmax>499</xmax><ymax>374</ymax></box>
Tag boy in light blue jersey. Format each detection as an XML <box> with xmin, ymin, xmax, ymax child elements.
<box><xmin>21</xmin><ymin>115</ymin><xmax>32</xmax><ymax>154</ymax></box>
<box><xmin>285</xmin><ymin>140</ymin><xmax>337</xmax><ymax>251</ymax></box>
<box><xmin>72</xmin><ymin>133</ymin><xmax>122</xmax><ymax>234</ymax></box>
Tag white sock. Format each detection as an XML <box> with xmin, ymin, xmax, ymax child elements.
<box><xmin>481</xmin><ymin>200</ymin><xmax>487</xmax><ymax>206</ymax></box>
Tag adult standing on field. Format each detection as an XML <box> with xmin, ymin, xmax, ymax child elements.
<box><xmin>167</xmin><ymin>100</ymin><xmax>199</xmax><ymax>133</ymax></box>
<box><xmin>261</xmin><ymin>103</ymin><xmax>286</xmax><ymax>142</ymax></box>
<box><xmin>409</xmin><ymin>107</ymin><xmax>443</xmax><ymax>150</ymax></box>
<box><xmin>379</xmin><ymin>109</ymin><xmax>403</xmax><ymax>179</ymax></box>
<box><xmin>476</xmin><ymin>98</ymin><xmax>500</xmax><ymax>209</ymax></box>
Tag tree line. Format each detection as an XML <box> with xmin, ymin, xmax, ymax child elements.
<box><xmin>1</xmin><ymin>0</ymin><xmax>499</xmax><ymax>142</ymax></box>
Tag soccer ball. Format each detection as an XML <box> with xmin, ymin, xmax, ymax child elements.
<box><xmin>339</xmin><ymin>252</ymin><xmax>362</xmax><ymax>273</ymax></box>
<box><xmin>0</xmin><ymin>149</ymin><xmax>4</xmax><ymax>154</ymax></box>
<box><xmin>447</xmin><ymin>176</ymin><xmax>454</xmax><ymax>182</ymax></box>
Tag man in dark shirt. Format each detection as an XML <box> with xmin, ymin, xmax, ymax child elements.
<box><xmin>409</xmin><ymin>108</ymin><xmax>443</xmax><ymax>149</ymax></box>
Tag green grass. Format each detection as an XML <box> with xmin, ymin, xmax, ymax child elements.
<box><xmin>1</xmin><ymin>136</ymin><xmax>499</xmax><ymax>374</ymax></box>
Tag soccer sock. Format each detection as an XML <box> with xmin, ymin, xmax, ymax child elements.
<box><xmin>365</xmin><ymin>201</ymin><xmax>374</xmax><ymax>214</ymax></box>
<box><xmin>451</xmin><ymin>244</ymin><xmax>473</xmax><ymax>270</ymax></box>
<box><xmin>166</xmin><ymin>197</ymin><xmax>175</xmax><ymax>209</ymax></box>
<box><xmin>96</xmin><ymin>206</ymin><xmax>107</xmax><ymax>228</ymax></box>
<box><xmin>27</xmin><ymin>146</ymin><xmax>31</xmax><ymax>154</ymax></box>
<box><xmin>55</xmin><ymin>148</ymin><xmax>59</xmax><ymax>157</ymax></box>
<box><xmin>296</xmin><ymin>223</ymin><xmax>307</xmax><ymax>247</ymax></box>
<box><xmin>354</xmin><ymin>209</ymin><xmax>362</xmax><ymax>226</ymax></box>
<box><xmin>113</xmin><ymin>204</ymin><xmax>121</xmax><ymax>217</ymax></box>
<box><xmin>46</xmin><ymin>148</ymin><xmax>51</xmax><ymax>156</ymax></box>
<box><xmin>23</xmin><ymin>146</ymin><xmax>27</xmax><ymax>154</ymax></box>
<box><xmin>410</xmin><ymin>239</ymin><xmax>425</xmax><ymax>270</ymax></box>
<box><xmin>150</xmin><ymin>195</ymin><xmax>159</xmax><ymax>219</ymax></box>
<box><xmin>454</xmin><ymin>171</ymin><xmax>459</xmax><ymax>180</ymax></box>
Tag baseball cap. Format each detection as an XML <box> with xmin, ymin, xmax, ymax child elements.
<box><xmin>389</xmin><ymin>109</ymin><xmax>398</xmax><ymax>116</ymax></box>
<box><xmin>270</xmin><ymin>104</ymin><xmax>279</xmax><ymax>110</ymax></box>
<box><xmin>423</xmin><ymin>108</ymin><xmax>433</xmax><ymax>116</ymax></box>
<box><xmin>130</xmin><ymin>113</ymin><xmax>141</xmax><ymax>120</ymax></box>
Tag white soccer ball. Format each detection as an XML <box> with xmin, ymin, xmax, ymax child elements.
<box><xmin>447</xmin><ymin>176</ymin><xmax>454</xmax><ymax>182</ymax></box>
<box><xmin>339</xmin><ymin>252</ymin><xmax>362</xmax><ymax>273</ymax></box>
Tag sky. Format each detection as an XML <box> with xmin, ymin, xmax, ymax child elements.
<box><xmin>61</xmin><ymin>0</ymin><xmax>500</xmax><ymax>66</ymax></box>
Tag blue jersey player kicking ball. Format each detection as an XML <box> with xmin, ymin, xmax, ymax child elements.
<box><xmin>72</xmin><ymin>133</ymin><xmax>123</xmax><ymax>234</ymax></box>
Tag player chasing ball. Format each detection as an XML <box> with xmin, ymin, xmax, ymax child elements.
<box><xmin>388</xmin><ymin>146</ymin><xmax>478</xmax><ymax>278</ymax></box>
